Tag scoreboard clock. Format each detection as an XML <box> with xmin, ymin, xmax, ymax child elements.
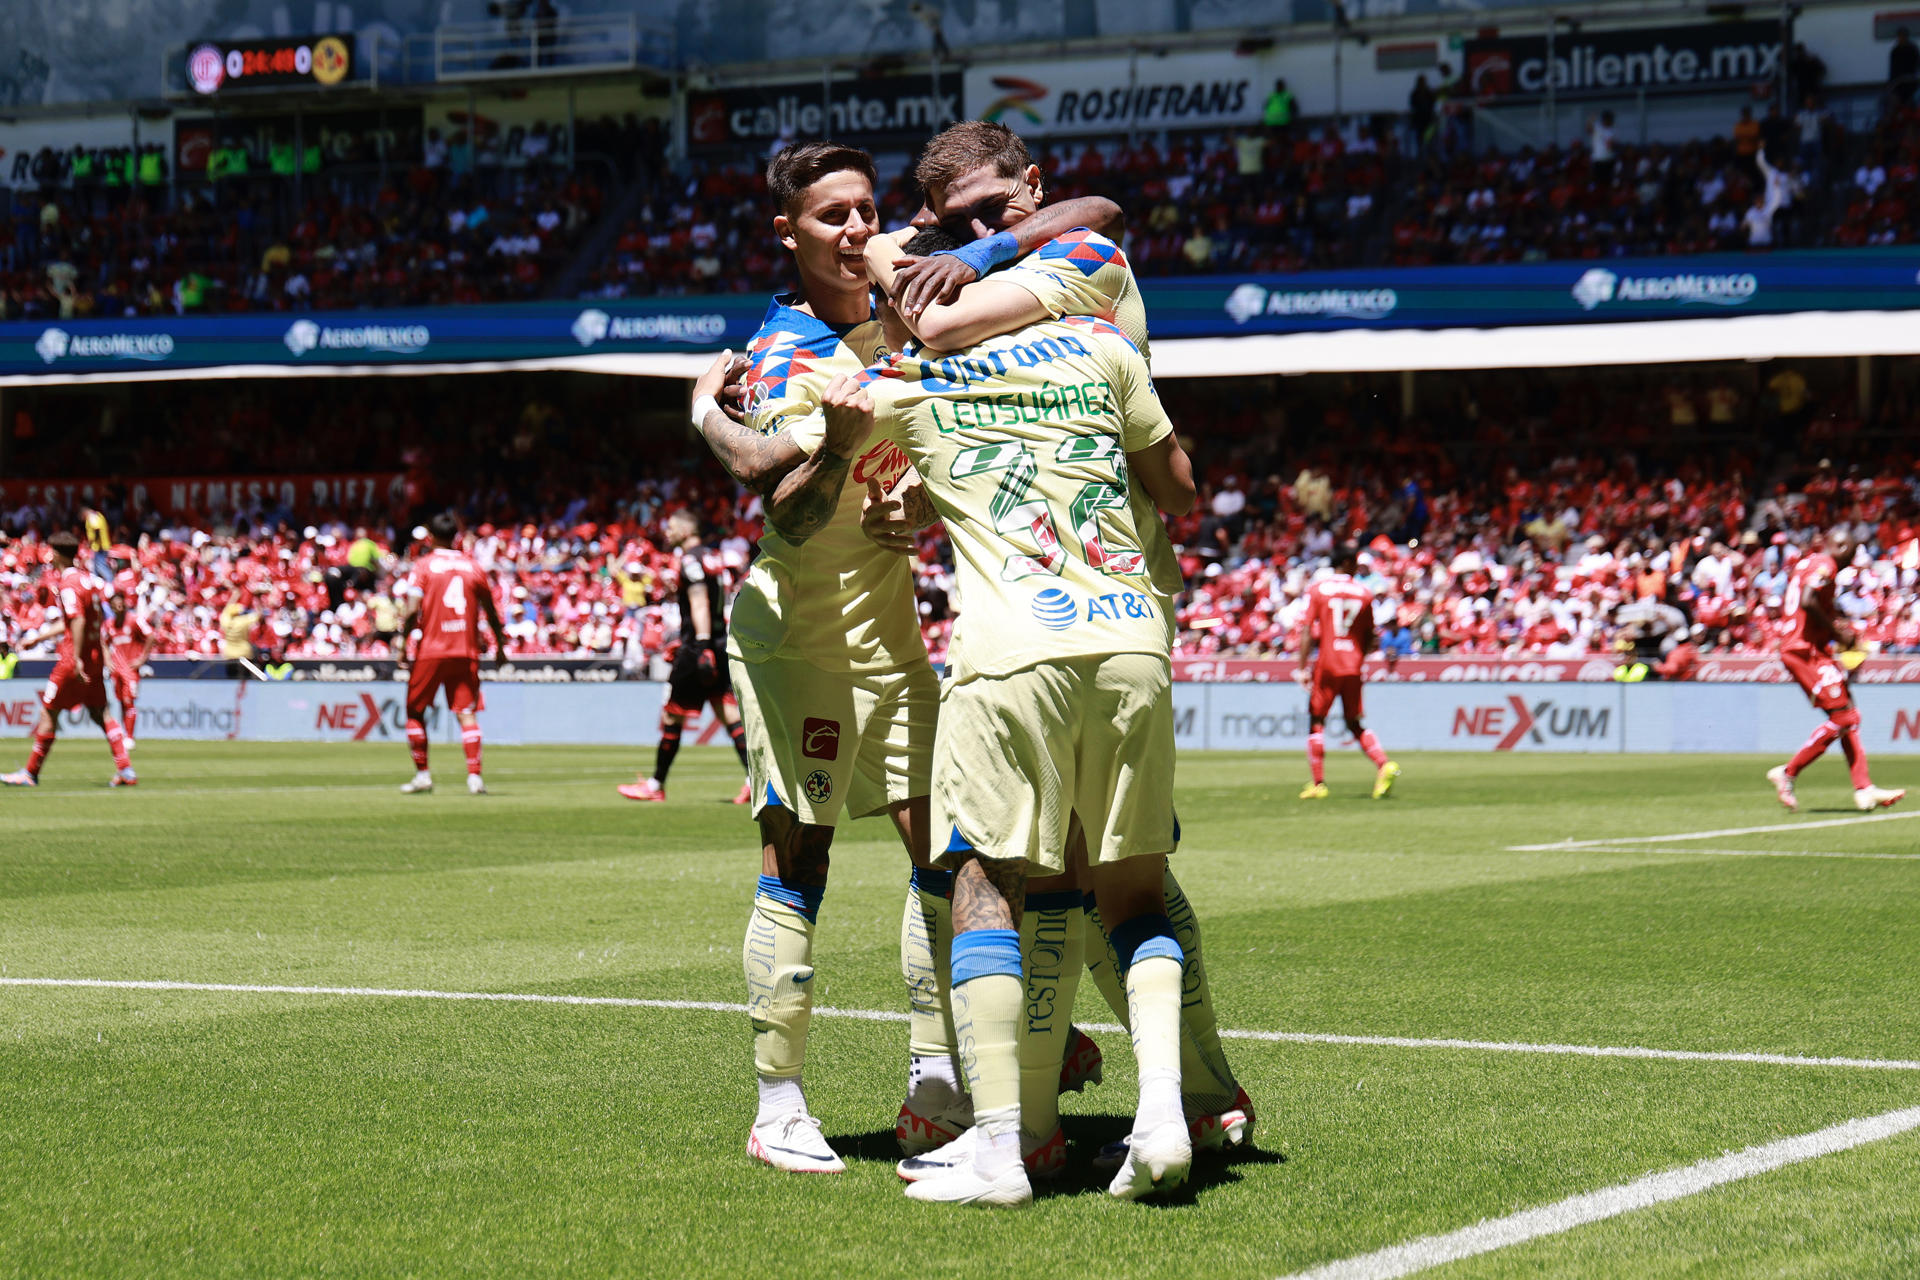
<box><xmin>187</xmin><ymin>35</ymin><xmax>354</xmax><ymax>94</ymax></box>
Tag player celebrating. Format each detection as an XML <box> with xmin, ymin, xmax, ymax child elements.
<box><xmin>2</xmin><ymin>532</ymin><xmax>136</xmax><ymax>788</ymax></box>
<box><xmin>104</xmin><ymin>574</ymin><xmax>154</xmax><ymax>749</ymax></box>
<box><xmin>1297</xmin><ymin>543</ymin><xmax>1399</xmax><ymax>799</ymax></box>
<box><xmin>618</xmin><ymin>507</ymin><xmax>753</xmax><ymax>803</ymax></box>
<box><xmin>689</xmin><ymin>142</ymin><xmax>1132</xmax><ymax>1176</ymax></box>
<box><xmin>1768</xmin><ymin>529</ymin><xmax>1904</xmax><ymax>811</ymax></box>
<box><xmin>807</xmin><ymin>271</ymin><xmax>1201</xmax><ymax>1205</ymax></box>
<box><xmin>397</xmin><ymin>513</ymin><xmax>505</xmax><ymax>797</ymax></box>
<box><xmin>863</xmin><ymin>120</ymin><xmax>1254</xmax><ymax>1157</ymax></box>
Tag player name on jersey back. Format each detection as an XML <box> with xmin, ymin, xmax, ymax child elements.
<box><xmin>866</xmin><ymin>315</ymin><xmax>1179</xmax><ymax>682</ymax></box>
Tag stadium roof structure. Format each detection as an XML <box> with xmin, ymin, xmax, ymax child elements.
<box><xmin>3</xmin><ymin>309</ymin><xmax>1918</xmax><ymax>388</ymax></box>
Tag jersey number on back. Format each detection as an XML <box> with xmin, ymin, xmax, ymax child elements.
<box><xmin>949</xmin><ymin>437</ymin><xmax>1144</xmax><ymax>582</ymax></box>
<box><xmin>1327</xmin><ymin>596</ymin><xmax>1363</xmax><ymax>637</ymax></box>
<box><xmin>443</xmin><ymin>574</ymin><xmax>468</xmax><ymax>616</ymax></box>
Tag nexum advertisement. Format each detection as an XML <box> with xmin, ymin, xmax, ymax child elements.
<box><xmin>2</xmin><ymin>250</ymin><xmax>1919</xmax><ymax>376</ymax></box>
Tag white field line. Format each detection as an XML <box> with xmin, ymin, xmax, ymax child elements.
<box><xmin>7</xmin><ymin>977</ymin><xmax>1920</xmax><ymax>1073</ymax></box>
<box><xmin>1279</xmin><ymin>1103</ymin><xmax>1920</xmax><ymax>1280</ymax></box>
<box><xmin>1510</xmin><ymin>810</ymin><xmax>1920</xmax><ymax>852</ymax></box>
<box><xmin>1572</xmin><ymin>846</ymin><xmax>1920</xmax><ymax>862</ymax></box>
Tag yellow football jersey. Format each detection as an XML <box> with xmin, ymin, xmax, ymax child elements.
<box><xmin>728</xmin><ymin>296</ymin><xmax>925</xmax><ymax>673</ymax></box>
<box><xmin>864</xmin><ymin>314</ymin><xmax>1178</xmax><ymax>683</ymax></box>
<box><xmin>994</xmin><ymin>228</ymin><xmax>1150</xmax><ymax>365</ymax></box>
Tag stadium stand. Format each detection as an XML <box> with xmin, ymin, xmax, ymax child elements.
<box><xmin>4</xmin><ymin>361</ymin><xmax>1917</xmax><ymax>667</ymax></box>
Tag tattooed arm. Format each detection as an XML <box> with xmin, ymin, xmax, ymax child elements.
<box><xmin>690</xmin><ymin>350</ymin><xmax>805</xmax><ymax>496</ymax></box>
<box><xmin>765</xmin><ymin>374</ymin><xmax>875</xmax><ymax>544</ymax></box>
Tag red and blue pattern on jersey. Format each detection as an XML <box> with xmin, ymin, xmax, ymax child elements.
<box><xmin>1034</xmin><ymin>227</ymin><xmax>1127</xmax><ymax>278</ymax></box>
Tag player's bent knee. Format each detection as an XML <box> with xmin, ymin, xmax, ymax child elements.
<box><xmin>1345</xmin><ymin>718</ymin><xmax>1365</xmax><ymax>736</ymax></box>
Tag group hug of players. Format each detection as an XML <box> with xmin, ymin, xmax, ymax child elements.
<box><xmin>6</xmin><ymin>121</ymin><xmax>1901</xmax><ymax>1201</ymax></box>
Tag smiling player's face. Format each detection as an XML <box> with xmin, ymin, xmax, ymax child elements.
<box><xmin>928</xmin><ymin>163</ymin><xmax>1042</xmax><ymax>239</ymax></box>
<box><xmin>777</xmin><ymin>169</ymin><xmax>878</xmax><ymax>297</ymax></box>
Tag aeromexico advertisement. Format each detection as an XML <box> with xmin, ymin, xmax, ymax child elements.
<box><xmin>3</xmin><ymin>249</ymin><xmax>1920</xmax><ymax>376</ymax></box>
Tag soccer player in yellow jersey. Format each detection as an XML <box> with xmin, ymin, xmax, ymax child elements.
<box><xmin>820</xmin><ymin>276</ymin><xmax>1201</xmax><ymax>1205</ymax></box>
<box><xmin>684</xmin><ymin>142</ymin><xmax>1127</xmax><ymax>1175</ymax></box>
<box><xmin>863</xmin><ymin>122</ymin><xmax>1254</xmax><ymax>1158</ymax></box>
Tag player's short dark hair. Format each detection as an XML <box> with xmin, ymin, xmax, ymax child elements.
<box><xmin>428</xmin><ymin>512</ymin><xmax>460</xmax><ymax>546</ymax></box>
<box><xmin>904</xmin><ymin>226</ymin><xmax>966</xmax><ymax>257</ymax></box>
<box><xmin>46</xmin><ymin>531</ymin><xmax>80</xmax><ymax>558</ymax></box>
<box><xmin>766</xmin><ymin>142</ymin><xmax>876</xmax><ymax>219</ymax></box>
<box><xmin>914</xmin><ymin>120</ymin><xmax>1031</xmax><ymax>195</ymax></box>
<box><xmin>1331</xmin><ymin>542</ymin><xmax>1360</xmax><ymax>572</ymax></box>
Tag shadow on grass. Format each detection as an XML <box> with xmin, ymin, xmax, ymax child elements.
<box><xmin>832</xmin><ymin>1112</ymin><xmax>1285</xmax><ymax>1205</ymax></box>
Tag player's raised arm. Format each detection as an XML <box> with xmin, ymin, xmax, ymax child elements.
<box><xmin>766</xmin><ymin>373</ymin><xmax>876</xmax><ymax>544</ymax></box>
<box><xmin>891</xmin><ymin>195</ymin><xmax>1124</xmax><ymax>317</ymax></box>
<box><xmin>691</xmin><ymin>349</ymin><xmax>807</xmax><ymax>496</ymax></box>
<box><xmin>869</xmin><ymin>227</ymin><xmax>1050</xmax><ymax>353</ymax></box>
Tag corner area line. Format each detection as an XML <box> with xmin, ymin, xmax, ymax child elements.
<box><xmin>1277</xmin><ymin>1104</ymin><xmax>1920</xmax><ymax>1280</ymax></box>
<box><xmin>1509</xmin><ymin>810</ymin><xmax>1920</xmax><ymax>851</ymax></box>
<box><xmin>7</xmin><ymin>977</ymin><xmax>1920</xmax><ymax>1073</ymax></box>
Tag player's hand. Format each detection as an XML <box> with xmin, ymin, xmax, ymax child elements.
<box><xmin>895</xmin><ymin>252</ymin><xmax>976</xmax><ymax>318</ymax></box>
<box><xmin>1293</xmin><ymin>666</ymin><xmax>1311</xmax><ymax>687</ymax></box>
<box><xmin>697</xmin><ymin>641</ymin><xmax>717</xmax><ymax>675</ymax></box>
<box><xmin>861</xmin><ymin>477</ymin><xmax>915</xmax><ymax>555</ymax></box>
<box><xmin>819</xmin><ymin>374</ymin><xmax>874</xmax><ymax>457</ymax></box>
<box><xmin>694</xmin><ymin>349</ymin><xmax>752</xmax><ymax>423</ymax></box>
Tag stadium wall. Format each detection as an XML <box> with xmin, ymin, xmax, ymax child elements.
<box><xmin>7</xmin><ymin>680</ymin><xmax>1920</xmax><ymax>755</ymax></box>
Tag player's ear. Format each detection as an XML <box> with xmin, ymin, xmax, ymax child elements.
<box><xmin>1023</xmin><ymin>163</ymin><xmax>1044</xmax><ymax>206</ymax></box>
<box><xmin>774</xmin><ymin>214</ymin><xmax>797</xmax><ymax>253</ymax></box>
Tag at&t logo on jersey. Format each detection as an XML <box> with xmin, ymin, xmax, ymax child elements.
<box><xmin>1031</xmin><ymin>588</ymin><xmax>1077</xmax><ymax>631</ymax></box>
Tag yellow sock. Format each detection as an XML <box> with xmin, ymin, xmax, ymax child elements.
<box><xmin>1018</xmin><ymin>891</ymin><xmax>1084</xmax><ymax>1149</ymax></box>
<box><xmin>1164</xmin><ymin>867</ymin><xmax>1240</xmax><ymax>1114</ymax></box>
<box><xmin>1125</xmin><ymin>954</ymin><xmax>1185</xmax><ymax>1132</ymax></box>
<box><xmin>744</xmin><ymin>878</ymin><xmax>820</xmax><ymax>1081</ymax></box>
<box><xmin>901</xmin><ymin>867</ymin><xmax>958</xmax><ymax>1065</ymax></box>
<box><xmin>951</xmin><ymin>927</ymin><xmax>1023</xmax><ymax>1135</ymax></box>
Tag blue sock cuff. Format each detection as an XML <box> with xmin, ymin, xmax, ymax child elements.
<box><xmin>1025</xmin><ymin>890</ymin><xmax>1083</xmax><ymax>913</ymax></box>
<box><xmin>756</xmin><ymin>874</ymin><xmax>825</xmax><ymax>923</ymax></box>
<box><xmin>1109</xmin><ymin>913</ymin><xmax>1183</xmax><ymax>971</ymax></box>
<box><xmin>951</xmin><ymin>929</ymin><xmax>1021</xmax><ymax>985</ymax></box>
<box><xmin>910</xmin><ymin>866</ymin><xmax>954</xmax><ymax>898</ymax></box>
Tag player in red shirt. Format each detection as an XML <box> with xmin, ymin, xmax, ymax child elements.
<box><xmin>1296</xmin><ymin>543</ymin><xmax>1399</xmax><ymax>800</ymax></box>
<box><xmin>1768</xmin><ymin>529</ymin><xmax>1904</xmax><ymax>811</ymax></box>
<box><xmin>104</xmin><ymin>574</ymin><xmax>155</xmax><ymax>749</ymax></box>
<box><xmin>397</xmin><ymin>513</ymin><xmax>505</xmax><ymax>796</ymax></box>
<box><xmin>2</xmin><ymin>532</ymin><xmax>136</xmax><ymax>788</ymax></box>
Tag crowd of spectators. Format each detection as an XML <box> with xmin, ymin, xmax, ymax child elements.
<box><xmin>11</xmin><ymin>66</ymin><xmax>1920</xmax><ymax>313</ymax></box>
<box><xmin>0</xmin><ymin>119</ymin><xmax>612</xmax><ymax>318</ymax></box>
<box><xmin>5</xmin><ymin>359</ymin><xmax>1920</xmax><ymax>671</ymax></box>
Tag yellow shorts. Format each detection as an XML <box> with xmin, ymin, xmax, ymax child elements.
<box><xmin>933</xmin><ymin>652</ymin><xmax>1176</xmax><ymax>875</ymax></box>
<box><xmin>731</xmin><ymin>654</ymin><xmax>938</xmax><ymax>827</ymax></box>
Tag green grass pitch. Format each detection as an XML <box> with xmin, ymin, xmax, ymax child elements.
<box><xmin>3</xmin><ymin>742</ymin><xmax>1919</xmax><ymax>1278</ymax></box>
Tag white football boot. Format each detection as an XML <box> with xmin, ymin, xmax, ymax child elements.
<box><xmin>1856</xmin><ymin>785</ymin><xmax>1906</xmax><ymax>811</ymax></box>
<box><xmin>399</xmin><ymin>771</ymin><xmax>433</xmax><ymax>794</ymax></box>
<box><xmin>746</xmin><ymin>1112</ymin><xmax>845</xmax><ymax>1174</ymax></box>
<box><xmin>1106</xmin><ymin>1119</ymin><xmax>1192</xmax><ymax>1201</ymax></box>
<box><xmin>1766</xmin><ymin>765</ymin><xmax>1797</xmax><ymax>811</ymax></box>
<box><xmin>467</xmin><ymin>773</ymin><xmax>487</xmax><ymax>795</ymax></box>
<box><xmin>900</xmin><ymin>1129</ymin><xmax>1032</xmax><ymax>1206</ymax></box>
